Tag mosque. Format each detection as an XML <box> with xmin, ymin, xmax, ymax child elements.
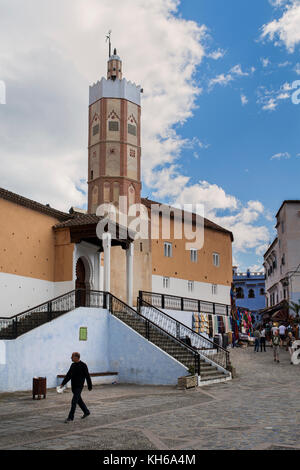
<box><xmin>0</xmin><ymin>47</ymin><xmax>234</xmax><ymax>391</ymax></box>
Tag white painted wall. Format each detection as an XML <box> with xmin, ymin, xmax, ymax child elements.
<box><xmin>152</xmin><ymin>275</ymin><xmax>231</xmax><ymax>305</ymax></box>
<box><xmin>0</xmin><ymin>272</ymin><xmax>73</xmax><ymax>318</ymax></box>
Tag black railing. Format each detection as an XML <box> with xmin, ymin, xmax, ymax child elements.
<box><xmin>0</xmin><ymin>288</ymin><xmax>229</xmax><ymax>376</ymax></box>
<box><xmin>109</xmin><ymin>293</ymin><xmax>201</xmax><ymax>375</ymax></box>
<box><xmin>139</xmin><ymin>291</ymin><xmax>230</xmax><ymax>316</ymax></box>
<box><xmin>0</xmin><ymin>289</ymin><xmax>106</xmax><ymax>339</ymax></box>
<box><xmin>137</xmin><ymin>298</ymin><xmax>230</xmax><ymax>372</ymax></box>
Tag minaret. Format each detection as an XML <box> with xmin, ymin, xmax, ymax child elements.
<box><xmin>88</xmin><ymin>48</ymin><xmax>142</xmax><ymax>214</ymax></box>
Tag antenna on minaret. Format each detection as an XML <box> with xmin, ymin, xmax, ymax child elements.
<box><xmin>106</xmin><ymin>30</ymin><xmax>112</xmax><ymax>58</ymax></box>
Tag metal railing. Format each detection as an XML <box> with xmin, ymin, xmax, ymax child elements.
<box><xmin>0</xmin><ymin>289</ymin><xmax>106</xmax><ymax>339</ymax></box>
<box><xmin>138</xmin><ymin>298</ymin><xmax>230</xmax><ymax>372</ymax></box>
<box><xmin>0</xmin><ymin>288</ymin><xmax>229</xmax><ymax>375</ymax></box>
<box><xmin>109</xmin><ymin>293</ymin><xmax>201</xmax><ymax>375</ymax></box>
<box><xmin>139</xmin><ymin>290</ymin><xmax>230</xmax><ymax>316</ymax></box>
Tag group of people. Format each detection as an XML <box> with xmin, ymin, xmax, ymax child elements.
<box><xmin>253</xmin><ymin>323</ymin><xmax>296</xmax><ymax>364</ymax></box>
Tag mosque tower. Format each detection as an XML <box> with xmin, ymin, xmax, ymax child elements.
<box><xmin>88</xmin><ymin>47</ymin><xmax>142</xmax><ymax>214</ymax></box>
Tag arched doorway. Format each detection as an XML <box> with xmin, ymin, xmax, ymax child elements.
<box><xmin>75</xmin><ymin>258</ymin><xmax>87</xmax><ymax>307</ymax></box>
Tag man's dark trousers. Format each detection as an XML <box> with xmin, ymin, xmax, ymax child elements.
<box><xmin>68</xmin><ymin>387</ymin><xmax>89</xmax><ymax>421</ymax></box>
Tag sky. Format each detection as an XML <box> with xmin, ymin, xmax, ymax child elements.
<box><xmin>0</xmin><ymin>0</ymin><xmax>299</xmax><ymax>272</ymax></box>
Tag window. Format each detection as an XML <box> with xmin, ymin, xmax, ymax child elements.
<box><xmin>212</xmin><ymin>284</ymin><xmax>218</xmax><ymax>295</ymax></box>
<box><xmin>90</xmin><ymin>170</ymin><xmax>94</xmax><ymax>180</ymax></box>
<box><xmin>236</xmin><ymin>287</ymin><xmax>244</xmax><ymax>299</ymax></box>
<box><xmin>128</xmin><ymin>123</ymin><xmax>137</xmax><ymax>136</ymax></box>
<box><xmin>109</xmin><ymin>121</ymin><xmax>119</xmax><ymax>131</ymax></box>
<box><xmin>282</xmin><ymin>221</ymin><xmax>285</xmax><ymax>233</ymax></box>
<box><xmin>190</xmin><ymin>249</ymin><xmax>197</xmax><ymax>263</ymax></box>
<box><xmin>260</xmin><ymin>288</ymin><xmax>265</xmax><ymax>296</ymax></box>
<box><xmin>188</xmin><ymin>281</ymin><xmax>194</xmax><ymax>293</ymax></box>
<box><xmin>248</xmin><ymin>289</ymin><xmax>255</xmax><ymax>298</ymax></box>
<box><xmin>164</xmin><ymin>242</ymin><xmax>172</xmax><ymax>258</ymax></box>
<box><xmin>93</xmin><ymin>124</ymin><xmax>99</xmax><ymax>136</ymax></box>
<box><xmin>79</xmin><ymin>327</ymin><xmax>88</xmax><ymax>341</ymax></box>
<box><xmin>163</xmin><ymin>277</ymin><xmax>170</xmax><ymax>289</ymax></box>
<box><xmin>213</xmin><ymin>253</ymin><xmax>220</xmax><ymax>267</ymax></box>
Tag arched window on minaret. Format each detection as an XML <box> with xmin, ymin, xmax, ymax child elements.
<box><xmin>104</xmin><ymin>182</ymin><xmax>111</xmax><ymax>203</ymax></box>
<box><xmin>128</xmin><ymin>184</ymin><xmax>135</xmax><ymax>208</ymax></box>
<box><xmin>113</xmin><ymin>182</ymin><xmax>120</xmax><ymax>205</ymax></box>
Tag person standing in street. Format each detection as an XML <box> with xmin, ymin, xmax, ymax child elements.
<box><xmin>59</xmin><ymin>352</ymin><xmax>92</xmax><ymax>423</ymax></box>
<box><xmin>272</xmin><ymin>330</ymin><xmax>280</xmax><ymax>363</ymax></box>
<box><xmin>287</xmin><ymin>332</ymin><xmax>295</xmax><ymax>364</ymax></box>
<box><xmin>254</xmin><ymin>328</ymin><xmax>260</xmax><ymax>352</ymax></box>
<box><xmin>260</xmin><ymin>327</ymin><xmax>266</xmax><ymax>352</ymax></box>
<box><xmin>278</xmin><ymin>324</ymin><xmax>286</xmax><ymax>347</ymax></box>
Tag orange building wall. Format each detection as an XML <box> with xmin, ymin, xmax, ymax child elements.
<box><xmin>54</xmin><ymin>228</ymin><xmax>74</xmax><ymax>282</ymax></box>
<box><xmin>0</xmin><ymin>198</ymin><xmax>73</xmax><ymax>283</ymax></box>
<box><xmin>151</xmin><ymin>216</ymin><xmax>232</xmax><ymax>287</ymax></box>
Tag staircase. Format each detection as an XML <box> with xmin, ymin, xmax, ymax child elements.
<box><xmin>0</xmin><ymin>289</ymin><xmax>231</xmax><ymax>385</ymax></box>
<box><xmin>110</xmin><ymin>294</ymin><xmax>231</xmax><ymax>384</ymax></box>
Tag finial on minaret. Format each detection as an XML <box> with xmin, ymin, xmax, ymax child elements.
<box><xmin>106</xmin><ymin>30</ymin><xmax>112</xmax><ymax>58</ymax></box>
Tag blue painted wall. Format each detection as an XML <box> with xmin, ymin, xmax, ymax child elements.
<box><xmin>108</xmin><ymin>315</ymin><xmax>187</xmax><ymax>385</ymax></box>
<box><xmin>233</xmin><ymin>270</ymin><xmax>266</xmax><ymax>312</ymax></box>
<box><xmin>0</xmin><ymin>307</ymin><xmax>187</xmax><ymax>392</ymax></box>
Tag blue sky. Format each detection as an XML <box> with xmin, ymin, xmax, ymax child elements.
<box><xmin>142</xmin><ymin>0</ymin><xmax>300</xmax><ymax>271</ymax></box>
<box><xmin>0</xmin><ymin>0</ymin><xmax>299</xmax><ymax>272</ymax></box>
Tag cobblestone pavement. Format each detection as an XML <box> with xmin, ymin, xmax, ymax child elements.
<box><xmin>0</xmin><ymin>346</ymin><xmax>300</xmax><ymax>450</ymax></box>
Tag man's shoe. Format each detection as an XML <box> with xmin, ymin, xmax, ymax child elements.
<box><xmin>81</xmin><ymin>412</ymin><xmax>90</xmax><ymax>419</ymax></box>
<box><xmin>64</xmin><ymin>418</ymin><xmax>73</xmax><ymax>423</ymax></box>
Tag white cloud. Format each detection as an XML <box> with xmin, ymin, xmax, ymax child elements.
<box><xmin>261</xmin><ymin>0</ymin><xmax>300</xmax><ymax>52</ymax></box>
<box><xmin>208</xmin><ymin>64</ymin><xmax>251</xmax><ymax>89</ymax></box>
<box><xmin>257</xmin><ymin>81</ymin><xmax>293</xmax><ymax>111</ymax></box>
<box><xmin>241</xmin><ymin>94</ymin><xmax>249</xmax><ymax>105</ymax></box>
<box><xmin>155</xmin><ymin>180</ymin><xmax>270</xmax><ymax>259</ymax></box>
<box><xmin>263</xmin><ymin>98</ymin><xmax>278</xmax><ymax>111</ymax></box>
<box><xmin>0</xmin><ymin>0</ymin><xmax>207</xmax><ymax>211</ymax></box>
<box><xmin>270</xmin><ymin>151</ymin><xmax>291</xmax><ymax>159</ymax></box>
<box><xmin>207</xmin><ymin>49</ymin><xmax>226</xmax><ymax>60</ymax></box>
<box><xmin>261</xmin><ymin>57</ymin><xmax>271</xmax><ymax>67</ymax></box>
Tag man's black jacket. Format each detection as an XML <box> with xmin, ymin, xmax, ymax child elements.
<box><xmin>61</xmin><ymin>361</ymin><xmax>92</xmax><ymax>391</ymax></box>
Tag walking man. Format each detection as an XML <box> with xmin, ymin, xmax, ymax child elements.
<box><xmin>59</xmin><ymin>352</ymin><xmax>92</xmax><ymax>423</ymax></box>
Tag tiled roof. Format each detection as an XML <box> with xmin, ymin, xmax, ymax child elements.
<box><xmin>54</xmin><ymin>213</ymin><xmax>135</xmax><ymax>240</ymax></box>
<box><xmin>54</xmin><ymin>214</ymin><xmax>100</xmax><ymax>228</ymax></box>
<box><xmin>0</xmin><ymin>187</ymin><xmax>71</xmax><ymax>221</ymax></box>
<box><xmin>141</xmin><ymin>197</ymin><xmax>234</xmax><ymax>241</ymax></box>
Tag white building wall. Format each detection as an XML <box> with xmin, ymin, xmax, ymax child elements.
<box><xmin>0</xmin><ymin>272</ymin><xmax>73</xmax><ymax>318</ymax></box>
<box><xmin>152</xmin><ymin>275</ymin><xmax>231</xmax><ymax>305</ymax></box>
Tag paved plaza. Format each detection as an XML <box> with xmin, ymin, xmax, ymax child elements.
<box><xmin>0</xmin><ymin>346</ymin><xmax>300</xmax><ymax>450</ymax></box>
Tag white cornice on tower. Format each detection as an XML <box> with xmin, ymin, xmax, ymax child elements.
<box><xmin>89</xmin><ymin>77</ymin><xmax>142</xmax><ymax>106</ymax></box>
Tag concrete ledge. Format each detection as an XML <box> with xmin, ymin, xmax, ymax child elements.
<box><xmin>57</xmin><ymin>372</ymin><xmax>119</xmax><ymax>387</ymax></box>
